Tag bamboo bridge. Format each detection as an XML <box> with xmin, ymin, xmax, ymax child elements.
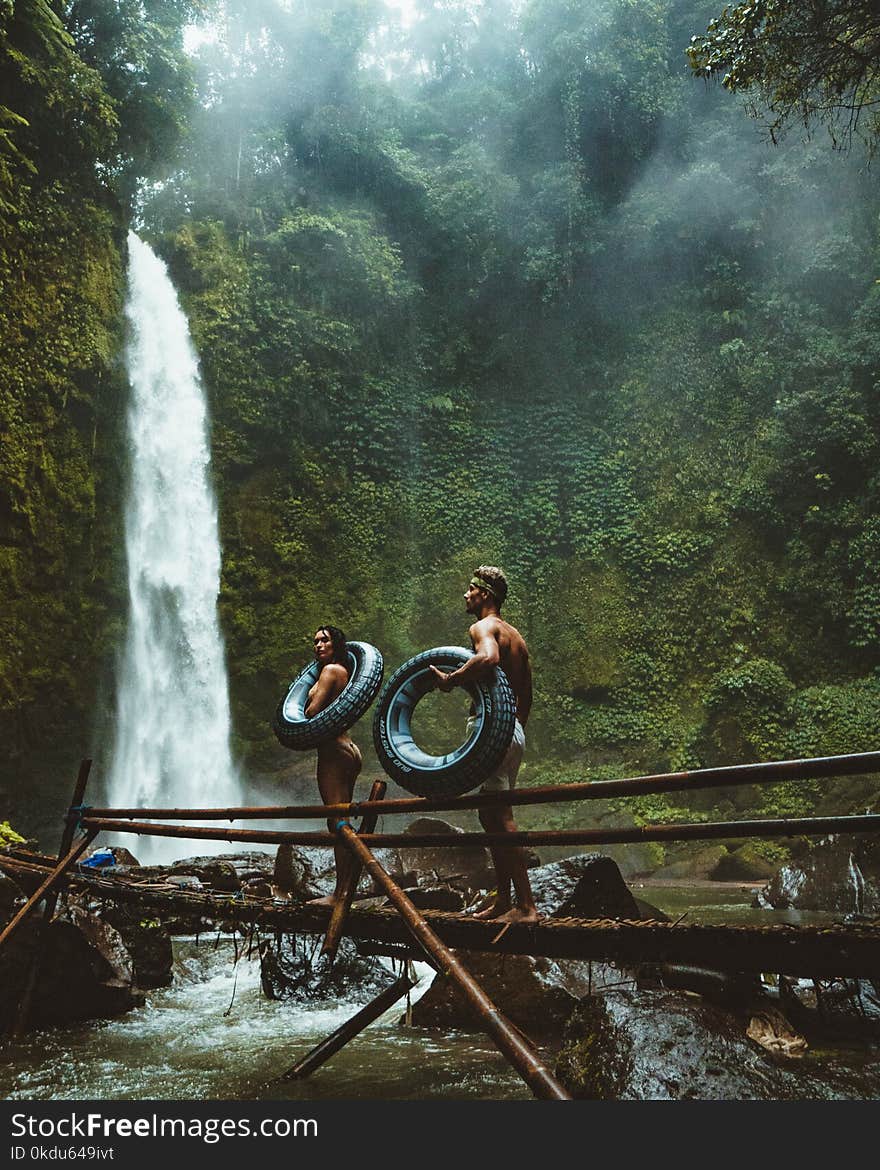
<box><xmin>2</xmin><ymin>751</ymin><xmax>880</xmax><ymax>1100</ymax></box>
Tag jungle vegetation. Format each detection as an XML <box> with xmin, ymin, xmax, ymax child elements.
<box><xmin>2</xmin><ymin>0</ymin><xmax>879</xmax><ymax>860</ymax></box>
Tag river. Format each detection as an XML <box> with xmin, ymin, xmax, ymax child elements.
<box><xmin>0</xmin><ymin>882</ymin><xmax>839</xmax><ymax>1102</ymax></box>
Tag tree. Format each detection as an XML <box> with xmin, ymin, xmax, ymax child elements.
<box><xmin>687</xmin><ymin>1</ymin><xmax>880</xmax><ymax>151</ymax></box>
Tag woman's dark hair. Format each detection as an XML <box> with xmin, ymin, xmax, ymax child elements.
<box><xmin>316</xmin><ymin>625</ymin><xmax>348</xmax><ymax>665</ymax></box>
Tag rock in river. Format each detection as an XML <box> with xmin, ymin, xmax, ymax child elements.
<box><xmin>555</xmin><ymin>988</ymin><xmax>880</xmax><ymax>1099</ymax></box>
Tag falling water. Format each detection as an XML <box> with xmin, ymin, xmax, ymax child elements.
<box><xmin>107</xmin><ymin>232</ymin><xmax>240</xmax><ymax>863</ymax></box>
<box><xmin>847</xmin><ymin>851</ymin><xmax>866</xmax><ymax>916</ymax></box>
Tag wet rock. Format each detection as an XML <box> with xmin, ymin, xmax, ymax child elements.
<box><xmin>409</xmin><ymin>951</ymin><xmax>606</xmax><ymax>1036</ymax></box>
<box><xmin>398</xmin><ymin>818</ymin><xmax>495</xmax><ymax>892</ymax></box>
<box><xmin>112</xmin><ymin>851</ymin><xmax>276</xmax><ymax>893</ymax></box>
<box><xmin>258</xmin><ymin>933</ymin><xmax>390</xmax><ymax>1002</ymax></box>
<box><xmin>555</xmin><ymin>988</ymin><xmax>880</xmax><ymax>1099</ymax></box>
<box><xmin>757</xmin><ymin>835</ymin><xmax>880</xmax><ymax>914</ymax></box>
<box><xmin>632</xmin><ymin>896</ymin><xmax>670</xmax><ymax>922</ymax></box>
<box><xmin>404</xmin><ymin>885</ymin><xmax>466</xmax><ymax>912</ymax></box>
<box><xmin>109</xmin><ymin>847</ymin><xmax>140</xmax><ymax>867</ymax></box>
<box><xmin>97</xmin><ymin>903</ymin><xmax>174</xmax><ymax>989</ymax></box>
<box><xmin>169</xmin><ymin>853</ymin><xmax>274</xmax><ymax>892</ymax></box>
<box><xmin>271</xmin><ymin>845</ymin><xmax>404</xmax><ymax>901</ymax></box>
<box><xmin>61</xmin><ymin>903</ymin><xmax>134</xmax><ymax>984</ymax></box>
<box><xmin>272</xmin><ymin>844</ymin><xmax>311</xmax><ymax>896</ymax></box>
<box><xmin>529</xmin><ymin>854</ymin><xmax>643</xmax><ymax>919</ymax></box>
<box><xmin>166</xmin><ymin>874</ymin><xmax>203</xmax><ymax>889</ymax></box>
<box><xmin>652</xmin><ymin>845</ymin><xmax>728</xmax><ymax>881</ymax></box>
<box><xmin>780</xmin><ymin>976</ymin><xmax>880</xmax><ymax>1041</ymax></box>
<box><xmin>0</xmin><ymin>907</ymin><xmax>144</xmax><ymax>1033</ymax></box>
<box><xmin>709</xmin><ymin>845</ymin><xmax>776</xmax><ymax>882</ymax></box>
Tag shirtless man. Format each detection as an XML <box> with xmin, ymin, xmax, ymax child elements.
<box><xmin>429</xmin><ymin>566</ymin><xmax>539</xmax><ymax>924</ymax></box>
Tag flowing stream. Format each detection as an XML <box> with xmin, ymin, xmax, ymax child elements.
<box><xmin>0</xmin><ymin>886</ymin><xmax>852</xmax><ymax>1102</ymax></box>
<box><xmin>106</xmin><ymin>233</ymin><xmax>240</xmax><ymax>863</ymax></box>
<box><xmin>0</xmin><ymin>943</ymin><xmax>525</xmax><ymax>1101</ymax></box>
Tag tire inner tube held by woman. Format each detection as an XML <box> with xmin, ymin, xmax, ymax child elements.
<box><xmin>271</xmin><ymin>636</ymin><xmax>383</xmax><ymax>751</ymax></box>
<box><xmin>272</xmin><ymin>625</ymin><xmax>372</xmax><ymax>908</ymax></box>
<box><xmin>305</xmin><ymin>625</ymin><xmax>363</xmax><ymax>909</ymax></box>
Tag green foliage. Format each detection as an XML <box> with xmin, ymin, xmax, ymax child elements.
<box><xmin>703</xmin><ymin>658</ymin><xmax>795</xmax><ymax>761</ymax></box>
<box><xmin>5</xmin><ymin>0</ymin><xmax>880</xmax><ymax>844</ymax></box>
<box><xmin>0</xmin><ymin>820</ymin><xmax>26</xmax><ymax>846</ymax></box>
<box><xmin>688</xmin><ymin>1</ymin><xmax>880</xmax><ymax>152</ymax></box>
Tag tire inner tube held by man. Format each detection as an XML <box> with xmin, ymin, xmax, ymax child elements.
<box><xmin>430</xmin><ymin>565</ymin><xmax>540</xmax><ymax>925</ymax></box>
<box><xmin>305</xmin><ymin>625</ymin><xmax>363</xmax><ymax>909</ymax></box>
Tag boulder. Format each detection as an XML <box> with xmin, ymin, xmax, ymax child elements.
<box><xmin>709</xmin><ymin>845</ymin><xmax>777</xmax><ymax>882</ymax></box>
<box><xmin>169</xmin><ymin>853</ymin><xmax>274</xmax><ymax>892</ymax></box>
<box><xmin>555</xmin><ymin>988</ymin><xmax>880</xmax><ymax>1099</ymax></box>
<box><xmin>97</xmin><ymin>902</ymin><xmax>174</xmax><ymax>989</ymax></box>
<box><xmin>112</xmin><ymin>851</ymin><xmax>275</xmax><ymax>893</ymax></box>
<box><xmin>398</xmin><ymin>818</ymin><xmax>495</xmax><ymax>892</ymax></box>
<box><xmin>0</xmin><ymin>908</ymin><xmax>144</xmax><ymax>1033</ymax></box>
<box><xmin>109</xmin><ymin>847</ymin><xmax>141</xmax><ymax>867</ymax></box>
<box><xmin>404</xmin><ymin>885</ymin><xmax>467</xmax><ymax>912</ymax></box>
<box><xmin>272</xmin><ymin>844</ymin><xmax>312</xmax><ymax>896</ymax></box>
<box><xmin>756</xmin><ymin>835</ymin><xmax>880</xmax><ymax>914</ymax></box>
<box><xmin>651</xmin><ymin>845</ymin><xmax>728</xmax><ymax>881</ymax></box>
<box><xmin>405</xmin><ymin>855</ymin><xmax>651</xmax><ymax>1035</ymax></box>
<box><xmin>528</xmin><ymin>854</ymin><xmax>643</xmax><ymax>919</ymax></box>
<box><xmin>408</xmin><ymin>951</ymin><xmax>616</xmax><ymax>1036</ymax></box>
<box><xmin>271</xmin><ymin>844</ymin><xmax>405</xmax><ymax>901</ymax></box>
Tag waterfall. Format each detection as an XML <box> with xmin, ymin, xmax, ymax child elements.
<box><xmin>107</xmin><ymin>232</ymin><xmax>241</xmax><ymax>864</ymax></box>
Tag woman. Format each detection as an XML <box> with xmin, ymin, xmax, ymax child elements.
<box><xmin>305</xmin><ymin>625</ymin><xmax>362</xmax><ymax>908</ymax></box>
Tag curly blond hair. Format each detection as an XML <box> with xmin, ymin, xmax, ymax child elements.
<box><xmin>473</xmin><ymin>564</ymin><xmax>508</xmax><ymax>606</ymax></box>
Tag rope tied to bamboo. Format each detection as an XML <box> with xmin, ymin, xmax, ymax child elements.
<box><xmin>66</xmin><ymin>804</ymin><xmax>91</xmax><ymax>836</ymax></box>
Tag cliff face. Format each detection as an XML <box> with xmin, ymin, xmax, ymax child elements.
<box><xmin>0</xmin><ymin>2</ymin><xmax>191</xmax><ymax>837</ymax></box>
<box><xmin>3</xmin><ymin>1</ymin><xmax>880</xmax><ymax>854</ymax></box>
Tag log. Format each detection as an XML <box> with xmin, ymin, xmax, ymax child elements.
<box><xmin>280</xmin><ymin>974</ymin><xmax>415</xmax><ymax>1080</ymax></box>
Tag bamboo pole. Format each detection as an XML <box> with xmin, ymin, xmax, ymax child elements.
<box><xmin>321</xmin><ymin>780</ymin><xmax>386</xmax><ymax>963</ymax></box>
<box><xmin>8</xmin><ymin>760</ymin><xmax>94</xmax><ymax>1038</ymax></box>
<box><xmin>280</xmin><ymin>974</ymin><xmax>416</xmax><ymax>1080</ymax></box>
<box><xmin>81</xmin><ymin>748</ymin><xmax>880</xmax><ymax>821</ymax></box>
<box><xmin>81</xmin><ymin>811</ymin><xmax>880</xmax><ymax>849</ymax></box>
<box><xmin>335</xmin><ymin>826</ymin><xmax>572</xmax><ymax>1101</ymax></box>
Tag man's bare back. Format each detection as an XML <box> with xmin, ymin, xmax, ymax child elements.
<box><xmin>467</xmin><ymin>614</ymin><xmax>532</xmax><ymax>725</ymax></box>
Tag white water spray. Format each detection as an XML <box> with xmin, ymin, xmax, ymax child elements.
<box><xmin>108</xmin><ymin>232</ymin><xmax>240</xmax><ymax>863</ymax></box>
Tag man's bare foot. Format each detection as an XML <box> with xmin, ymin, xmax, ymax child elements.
<box><xmin>306</xmin><ymin>894</ymin><xmax>338</xmax><ymax>909</ymax></box>
<box><xmin>492</xmin><ymin>906</ymin><xmax>541</xmax><ymax>925</ymax></box>
<box><xmin>471</xmin><ymin>902</ymin><xmax>511</xmax><ymax>921</ymax></box>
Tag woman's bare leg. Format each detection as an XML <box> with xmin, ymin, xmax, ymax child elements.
<box><xmin>309</xmin><ymin>740</ymin><xmax>362</xmax><ymax>907</ymax></box>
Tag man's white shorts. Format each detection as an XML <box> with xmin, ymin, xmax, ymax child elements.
<box><xmin>466</xmin><ymin>717</ymin><xmax>525</xmax><ymax>793</ymax></box>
